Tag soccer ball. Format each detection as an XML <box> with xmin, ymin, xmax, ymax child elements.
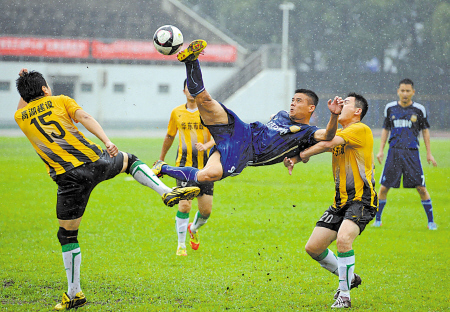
<box><xmin>153</xmin><ymin>25</ymin><xmax>184</xmax><ymax>55</ymax></box>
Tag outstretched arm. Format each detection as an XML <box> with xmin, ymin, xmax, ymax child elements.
<box><xmin>74</xmin><ymin>109</ymin><xmax>118</xmax><ymax>157</ymax></box>
<box><xmin>422</xmin><ymin>128</ymin><xmax>437</xmax><ymax>167</ymax></box>
<box><xmin>300</xmin><ymin>135</ymin><xmax>345</xmax><ymax>163</ymax></box>
<box><xmin>313</xmin><ymin>96</ymin><xmax>343</xmax><ymax>141</ymax></box>
<box><xmin>159</xmin><ymin>134</ymin><xmax>175</xmax><ymax>161</ymax></box>
<box><xmin>376</xmin><ymin>128</ymin><xmax>389</xmax><ymax>164</ymax></box>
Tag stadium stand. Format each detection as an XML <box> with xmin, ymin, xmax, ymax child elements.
<box><xmin>1</xmin><ymin>0</ymin><xmax>224</xmax><ymax>43</ymax></box>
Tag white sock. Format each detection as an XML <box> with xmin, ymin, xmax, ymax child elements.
<box><xmin>62</xmin><ymin>244</ymin><xmax>82</xmax><ymax>299</ymax></box>
<box><xmin>337</xmin><ymin>250</ymin><xmax>355</xmax><ymax>298</ymax></box>
<box><xmin>190</xmin><ymin>211</ymin><xmax>209</xmax><ymax>233</ymax></box>
<box><xmin>176</xmin><ymin>211</ymin><xmax>190</xmax><ymax>246</ymax></box>
<box><xmin>316</xmin><ymin>249</ymin><xmax>339</xmax><ymax>276</ymax></box>
<box><xmin>130</xmin><ymin>161</ymin><xmax>171</xmax><ymax>195</ymax></box>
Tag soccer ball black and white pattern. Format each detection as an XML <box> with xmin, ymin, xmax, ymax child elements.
<box><xmin>153</xmin><ymin>25</ymin><xmax>184</xmax><ymax>55</ymax></box>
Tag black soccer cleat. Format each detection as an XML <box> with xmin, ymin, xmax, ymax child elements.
<box><xmin>334</xmin><ymin>273</ymin><xmax>362</xmax><ymax>300</ymax></box>
<box><xmin>162</xmin><ymin>186</ymin><xmax>200</xmax><ymax>207</ymax></box>
<box><xmin>331</xmin><ymin>295</ymin><xmax>351</xmax><ymax>308</ymax></box>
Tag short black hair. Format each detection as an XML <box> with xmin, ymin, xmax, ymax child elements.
<box><xmin>16</xmin><ymin>71</ymin><xmax>48</xmax><ymax>103</ymax></box>
<box><xmin>183</xmin><ymin>79</ymin><xmax>187</xmax><ymax>89</ymax></box>
<box><xmin>399</xmin><ymin>78</ymin><xmax>414</xmax><ymax>88</ymax></box>
<box><xmin>347</xmin><ymin>92</ymin><xmax>368</xmax><ymax>121</ymax></box>
<box><xmin>295</xmin><ymin>88</ymin><xmax>319</xmax><ymax>107</ymax></box>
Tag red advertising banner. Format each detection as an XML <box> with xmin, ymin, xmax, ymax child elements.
<box><xmin>91</xmin><ymin>40</ymin><xmax>166</xmax><ymax>60</ymax></box>
<box><xmin>0</xmin><ymin>36</ymin><xmax>237</xmax><ymax>63</ymax></box>
<box><xmin>92</xmin><ymin>40</ymin><xmax>237</xmax><ymax>63</ymax></box>
<box><xmin>0</xmin><ymin>36</ymin><xmax>90</xmax><ymax>58</ymax></box>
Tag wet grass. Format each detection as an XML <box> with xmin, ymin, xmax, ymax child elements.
<box><xmin>1</xmin><ymin>137</ymin><xmax>449</xmax><ymax>311</ymax></box>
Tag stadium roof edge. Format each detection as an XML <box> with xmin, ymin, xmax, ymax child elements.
<box><xmin>163</xmin><ymin>0</ymin><xmax>249</xmax><ymax>55</ymax></box>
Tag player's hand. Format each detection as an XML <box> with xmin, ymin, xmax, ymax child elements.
<box><xmin>376</xmin><ymin>151</ymin><xmax>384</xmax><ymax>164</ymax></box>
<box><xmin>19</xmin><ymin>68</ymin><xmax>28</xmax><ymax>77</ymax></box>
<box><xmin>299</xmin><ymin>151</ymin><xmax>310</xmax><ymax>164</ymax></box>
<box><xmin>195</xmin><ymin>143</ymin><xmax>207</xmax><ymax>151</ymax></box>
<box><xmin>328</xmin><ymin>96</ymin><xmax>343</xmax><ymax>116</ymax></box>
<box><xmin>427</xmin><ymin>154</ymin><xmax>437</xmax><ymax>167</ymax></box>
<box><xmin>105</xmin><ymin>141</ymin><xmax>118</xmax><ymax>157</ymax></box>
<box><xmin>284</xmin><ymin>157</ymin><xmax>295</xmax><ymax>175</ymax></box>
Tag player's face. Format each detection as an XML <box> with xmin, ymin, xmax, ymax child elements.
<box><xmin>289</xmin><ymin>93</ymin><xmax>314</xmax><ymax>120</ymax></box>
<box><xmin>184</xmin><ymin>84</ymin><xmax>194</xmax><ymax>101</ymax></box>
<box><xmin>339</xmin><ymin>97</ymin><xmax>360</xmax><ymax>124</ymax></box>
<box><xmin>397</xmin><ymin>83</ymin><xmax>415</xmax><ymax>106</ymax></box>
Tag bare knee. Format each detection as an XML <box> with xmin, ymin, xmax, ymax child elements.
<box><xmin>416</xmin><ymin>186</ymin><xmax>429</xmax><ymax>199</ymax></box>
<box><xmin>197</xmin><ymin>195</ymin><xmax>213</xmax><ymax>217</ymax></box>
<box><xmin>178</xmin><ymin>200</ymin><xmax>192</xmax><ymax>213</ymax></box>
<box><xmin>195</xmin><ymin>91</ymin><xmax>213</xmax><ymax>108</ymax></box>
<box><xmin>305</xmin><ymin>242</ymin><xmax>322</xmax><ymax>259</ymax></box>
<box><xmin>197</xmin><ymin>171</ymin><xmax>221</xmax><ymax>182</ymax></box>
<box><xmin>336</xmin><ymin>235</ymin><xmax>353</xmax><ymax>253</ymax></box>
<box><xmin>379</xmin><ymin>185</ymin><xmax>389</xmax><ymax>199</ymax></box>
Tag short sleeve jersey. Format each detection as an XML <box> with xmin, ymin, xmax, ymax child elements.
<box><xmin>332</xmin><ymin>122</ymin><xmax>378</xmax><ymax>208</ymax></box>
<box><xmin>382</xmin><ymin>101</ymin><xmax>430</xmax><ymax>149</ymax></box>
<box><xmin>14</xmin><ymin>95</ymin><xmax>102</xmax><ymax>179</ymax></box>
<box><xmin>167</xmin><ymin>104</ymin><xmax>212</xmax><ymax>169</ymax></box>
<box><xmin>249</xmin><ymin>110</ymin><xmax>319</xmax><ymax>166</ymax></box>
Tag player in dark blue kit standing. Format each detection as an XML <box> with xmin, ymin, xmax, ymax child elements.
<box><xmin>375</xmin><ymin>79</ymin><xmax>438</xmax><ymax>230</ymax></box>
<box><xmin>152</xmin><ymin>40</ymin><xmax>343</xmax><ymax>187</ymax></box>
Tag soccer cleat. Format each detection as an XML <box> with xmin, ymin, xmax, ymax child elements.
<box><xmin>334</xmin><ymin>273</ymin><xmax>362</xmax><ymax>300</ymax></box>
<box><xmin>187</xmin><ymin>223</ymin><xmax>200</xmax><ymax>250</ymax></box>
<box><xmin>177</xmin><ymin>40</ymin><xmax>207</xmax><ymax>62</ymax></box>
<box><xmin>372</xmin><ymin>220</ymin><xmax>382</xmax><ymax>227</ymax></box>
<box><xmin>152</xmin><ymin>160</ymin><xmax>167</xmax><ymax>178</ymax></box>
<box><xmin>331</xmin><ymin>295</ymin><xmax>351</xmax><ymax>308</ymax></box>
<box><xmin>176</xmin><ymin>246</ymin><xmax>187</xmax><ymax>256</ymax></box>
<box><xmin>162</xmin><ymin>186</ymin><xmax>200</xmax><ymax>207</ymax></box>
<box><xmin>428</xmin><ymin>222</ymin><xmax>438</xmax><ymax>230</ymax></box>
<box><xmin>54</xmin><ymin>291</ymin><xmax>87</xmax><ymax>310</ymax></box>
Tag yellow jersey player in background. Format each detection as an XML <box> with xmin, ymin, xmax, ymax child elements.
<box><xmin>285</xmin><ymin>93</ymin><xmax>378</xmax><ymax>309</ymax></box>
<box><xmin>14</xmin><ymin>69</ymin><xmax>199</xmax><ymax>310</ymax></box>
<box><xmin>156</xmin><ymin>79</ymin><xmax>215</xmax><ymax>256</ymax></box>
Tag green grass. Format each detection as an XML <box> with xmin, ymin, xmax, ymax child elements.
<box><xmin>1</xmin><ymin>137</ymin><xmax>449</xmax><ymax>311</ymax></box>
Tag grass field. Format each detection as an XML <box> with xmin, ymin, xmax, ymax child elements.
<box><xmin>1</xmin><ymin>136</ymin><xmax>449</xmax><ymax>311</ymax></box>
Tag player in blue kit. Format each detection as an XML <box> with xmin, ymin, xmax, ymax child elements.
<box><xmin>375</xmin><ymin>79</ymin><xmax>438</xmax><ymax>229</ymax></box>
<box><xmin>152</xmin><ymin>40</ymin><xmax>343</xmax><ymax>185</ymax></box>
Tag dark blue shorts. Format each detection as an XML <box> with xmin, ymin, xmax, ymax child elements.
<box><xmin>380</xmin><ymin>148</ymin><xmax>425</xmax><ymax>188</ymax></box>
<box><xmin>204</xmin><ymin>104</ymin><xmax>254</xmax><ymax>179</ymax></box>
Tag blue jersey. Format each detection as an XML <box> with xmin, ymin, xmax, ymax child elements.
<box><xmin>249</xmin><ymin>110</ymin><xmax>319</xmax><ymax>166</ymax></box>
<box><xmin>205</xmin><ymin>105</ymin><xmax>319</xmax><ymax>179</ymax></box>
<box><xmin>382</xmin><ymin>101</ymin><xmax>430</xmax><ymax>149</ymax></box>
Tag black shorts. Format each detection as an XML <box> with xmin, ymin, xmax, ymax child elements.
<box><xmin>176</xmin><ymin>179</ymin><xmax>214</xmax><ymax>196</ymax></box>
<box><xmin>54</xmin><ymin>150</ymin><xmax>124</xmax><ymax>220</ymax></box>
<box><xmin>315</xmin><ymin>201</ymin><xmax>377</xmax><ymax>234</ymax></box>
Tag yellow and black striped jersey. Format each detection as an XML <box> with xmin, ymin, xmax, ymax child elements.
<box><xmin>14</xmin><ymin>95</ymin><xmax>102</xmax><ymax>179</ymax></box>
<box><xmin>167</xmin><ymin>104</ymin><xmax>212</xmax><ymax>169</ymax></box>
<box><xmin>331</xmin><ymin>122</ymin><xmax>378</xmax><ymax>208</ymax></box>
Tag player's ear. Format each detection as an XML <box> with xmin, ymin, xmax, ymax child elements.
<box><xmin>42</xmin><ymin>85</ymin><xmax>52</xmax><ymax>96</ymax></box>
<box><xmin>355</xmin><ymin>107</ymin><xmax>362</xmax><ymax>116</ymax></box>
